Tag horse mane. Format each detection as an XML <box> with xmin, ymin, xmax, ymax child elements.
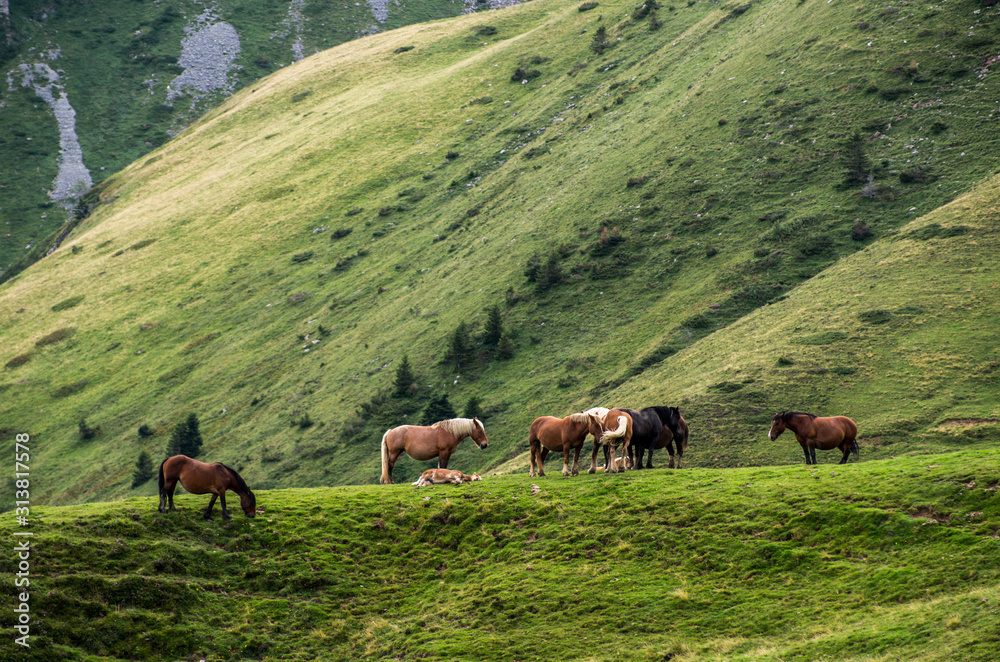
<box><xmin>782</xmin><ymin>411</ymin><xmax>816</xmax><ymax>422</ymax></box>
<box><xmin>568</xmin><ymin>412</ymin><xmax>592</xmax><ymax>424</ymax></box>
<box><xmin>432</xmin><ymin>417</ymin><xmax>484</xmax><ymax>436</ymax></box>
<box><xmin>221</xmin><ymin>464</ymin><xmax>251</xmax><ymax>493</ymax></box>
<box><xmin>584</xmin><ymin>406</ymin><xmax>610</xmax><ymax>419</ymax></box>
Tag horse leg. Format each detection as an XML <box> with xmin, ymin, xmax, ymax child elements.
<box><xmin>801</xmin><ymin>442</ymin><xmax>811</xmax><ymax>465</ymax></box>
<box><xmin>561</xmin><ymin>446</ymin><xmax>571</xmax><ymax>477</ymax></box>
<box><xmin>675</xmin><ymin>447</ymin><xmax>683</xmax><ymax>469</ymax></box>
<box><xmin>203</xmin><ymin>494</ymin><xmax>217</xmax><ymax>520</ymax></box>
<box><xmin>219</xmin><ymin>492</ymin><xmax>231</xmax><ymax>520</ymax></box>
<box><xmin>385</xmin><ymin>449</ymin><xmax>403</xmax><ymax>485</ymax></box>
<box><xmin>537</xmin><ymin>447</ymin><xmax>548</xmax><ymax>477</ymax></box>
<box><xmin>529</xmin><ymin>441</ymin><xmax>538</xmax><ymax>478</ymax></box>
<box><xmin>571</xmin><ymin>446</ymin><xmax>581</xmax><ymax>477</ymax></box>
<box><xmin>839</xmin><ymin>442</ymin><xmax>850</xmax><ymax>465</ymax></box>
<box><xmin>438</xmin><ymin>450</ymin><xmax>452</xmax><ymax>469</ymax></box>
<box><xmin>158</xmin><ymin>481</ymin><xmax>170</xmax><ymax>513</ymax></box>
<box><xmin>810</xmin><ymin>446</ymin><xmax>818</xmax><ymax>465</ymax></box>
<box><xmin>605</xmin><ymin>444</ymin><xmax>616</xmax><ymax>473</ymax></box>
<box><xmin>667</xmin><ymin>441</ymin><xmax>676</xmax><ymax>469</ymax></box>
<box><xmin>588</xmin><ymin>438</ymin><xmax>600</xmax><ymax>474</ymax></box>
<box><xmin>166</xmin><ymin>480</ymin><xmax>178</xmax><ymax>511</ymax></box>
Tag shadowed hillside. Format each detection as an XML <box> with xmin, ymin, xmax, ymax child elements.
<box><xmin>1</xmin><ymin>0</ymin><xmax>999</xmax><ymax>506</ymax></box>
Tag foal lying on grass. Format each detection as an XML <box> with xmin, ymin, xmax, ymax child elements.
<box><xmin>412</xmin><ymin>468</ymin><xmax>481</xmax><ymax>486</ymax></box>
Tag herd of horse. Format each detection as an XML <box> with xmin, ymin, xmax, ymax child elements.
<box><xmin>157</xmin><ymin>407</ymin><xmax>859</xmax><ymax>518</ymax></box>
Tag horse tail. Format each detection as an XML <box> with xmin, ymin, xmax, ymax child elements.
<box><xmin>681</xmin><ymin>419</ymin><xmax>690</xmax><ymax>452</ymax></box>
<box><xmin>380</xmin><ymin>430</ymin><xmax>391</xmax><ymax>484</ymax></box>
<box><xmin>602</xmin><ymin>416</ymin><xmax>628</xmax><ymax>442</ymax></box>
<box><xmin>158</xmin><ymin>459</ymin><xmax>167</xmax><ymax>496</ymax></box>
<box><xmin>851</xmin><ymin>439</ymin><xmax>860</xmax><ymax>460</ymax></box>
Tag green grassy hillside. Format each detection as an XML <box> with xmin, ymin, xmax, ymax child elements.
<box><xmin>0</xmin><ymin>0</ymin><xmax>515</xmax><ymax>272</ymax></box>
<box><xmin>1</xmin><ymin>451</ymin><xmax>999</xmax><ymax>660</ymax></box>
<box><xmin>1</xmin><ymin>0</ymin><xmax>999</xmax><ymax>506</ymax></box>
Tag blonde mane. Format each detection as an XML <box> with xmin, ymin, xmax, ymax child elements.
<box><xmin>432</xmin><ymin>417</ymin><xmax>484</xmax><ymax>436</ymax></box>
<box><xmin>568</xmin><ymin>412</ymin><xmax>593</xmax><ymax>424</ymax></box>
<box><xmin>585</xmin><ymin>406</ymin><xmax>610</xmax><ymax>419</ymax></box>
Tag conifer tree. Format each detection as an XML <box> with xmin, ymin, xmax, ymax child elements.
<box><xmin>421</xmin><ymin>394</ymin><xmax>457</xmax><ymax>425</ymax></box>
<box><xmin>446</xmin><ymin>321</ymin><xmax>472</xmax><ymax>367</ymax></box>
<box><xmin>167</xmin><ymin>413</ymin><xmax>203</xmax><ymax>458</ymax></box>
<box><xmin>131</xmin><ymin>451</ymin><xmax>154</xmax><ymax>487</ymax></box>
<box><xmin>463</xmin><ymin>395</ymin><xmax>483</xmax><ymax>420</ymax></box>
<box><xmin>842</xmin><ymin>130</ymin><xmax>872</xmax><ymax>186</ymax></box>
<box><xmin>393</xmin><ymin>354</ymin><xmax>416</xmax><ymax>398</ymax></box>
<box><xmin>482</xmin><ymin>305</ymin><xmax>503</xmax><ymax>347</ymax></box>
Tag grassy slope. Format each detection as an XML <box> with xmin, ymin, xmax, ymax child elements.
<box><xmin>618</xmin><ymin>172</ymin><xmax>1000</xmax><ymax>467</ymax></box>
<box><xmin>1</xmin><ymin>451</ymin><xmax>999</xmax><ymax>661</ymax></box>
<box><xmin>0</xmin><ymin>0</ymin><xmax>496</xmax><ymax>271</ymax></box>
<box><xmin>1</xmin><ymin>0</ymin><xmax>999</xmax><ymax>506</ymax></box>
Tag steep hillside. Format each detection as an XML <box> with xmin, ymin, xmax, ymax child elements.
<box><xmin>1</xmin><ymin>0</ymin><xmax>999</xmax><ymax>505</ymax></box>
<box><xmin>1</xmin><ymin>452</ymin><xmax>999</xmax><ymax>661</ymax></box>
<box><xmin>0</xmin><ymin>0</ymin><xmax>524</xmax><ymax>273</ymax></box>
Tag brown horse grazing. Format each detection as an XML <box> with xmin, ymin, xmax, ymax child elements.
<box><xmin>586</xmin><ymin>408</ymin><xmax>633</xmax><ymax>474</ymax></box>
<box><xmin>768</xmin><ymin>411</ymin><xmax>859</xmax><ymax>465</ymax></box>
<box><xmin>158</xmin><ymin>455</ymin><xmax>256</xmax><ymax>520</ymax></box>
<box><xmin>380</xmin><ymin>417</ymin><xmax>487</xmax><ymax>485</ymax></box>
<box><xmin>529</xmin><ymin>412</ymin><xmax>606</xmax><ymax>478</ymax></box>
<box><xmin>412</xmin><ymin>469</ymin><xmax>481</xmax><ymax>486</ymax></box>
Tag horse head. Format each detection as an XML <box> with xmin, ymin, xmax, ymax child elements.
<box><xmin>667</xmin><ymin>406</ymin><xmax>681</xmax><ymax>429</ymax></box>
<box><xmin>586</xmin><ymin>412</ymin><xmax>605</xmax><ymax>443</ymax></box>
<box><xmin>768</xmin><ymin>412</ymin><xmax>786</xmax><ymax>441</ymax></box>
<box><xmin>240</xmin><ymin>489</ymin><xmax>257</xmax><ymax>518</ymax></box>
<box><xmin>470</xmin><ymin>417</ymin><xmax>489</xmax><ymax>449</ymax></box>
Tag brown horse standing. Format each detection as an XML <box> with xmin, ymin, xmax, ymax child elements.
<box><xmin>768</xmin><ymin>411</ymin><xmax>859</xmax><ymax>465</ymax></box>
<box><xmin>648</xmin><ymin>407</ymin><xmax>689</xmax><ymax>469</ymax></box>
<box><xmin>529</xmin><ymin>411</ymin><xmax>606</xmax><ymax>478</ymax></box>
<box><xmin>380</xmin><ymin>417</ymin><xmax>488</xmax><ymax>484</ymax></box>
<box><xmin>587</xmin><ymin>408</ymin><xmax>633</xmax><ymax>474</ymax></box>
<box><xmin>666</xmin><ymin>413</ymin><xmax>690</xmax><ymax>468</ymax></box>
<box><xmin>158</xmin><ymin>455</ymin><xmax>256</xmax><ymax>520</ymax></box>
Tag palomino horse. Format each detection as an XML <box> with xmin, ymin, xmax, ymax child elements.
<box><xmin>529</xmin><ymin>411</ymin><xmax>606</xmax><ymax>477</ymax></box>
<box><xmin>586</xmin><ymin>407</ymin><xmax>633</xmax><ymax>474</ymax></box>
<box><xmin>158</xmin><ymin>455</ymin><xmax>256</xmax><ymax>520</ymax></box>
<box><xmin>380</xmin><ymin>417</ymin><xmax>488</xmax><ymax>484</ymax></box>
<box><xmin>412</xmin><ymin>468</ymin><xmax>481</xmax><ymax>486</ymax></box>
<box><xmin>768</xmin><ymin>411</ymin><xmax>859</xmax><ymax>465</ymax></box>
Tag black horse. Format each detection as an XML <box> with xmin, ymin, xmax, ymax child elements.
<box><xmin>624</xmin><ymin>407</ymin><xmax>664</xmax><ymax>470</ymax></box>
<box><xmin>626</xmin><ymin>406</ymin><xmax>687</xmax><ymax>469</ymax></box>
